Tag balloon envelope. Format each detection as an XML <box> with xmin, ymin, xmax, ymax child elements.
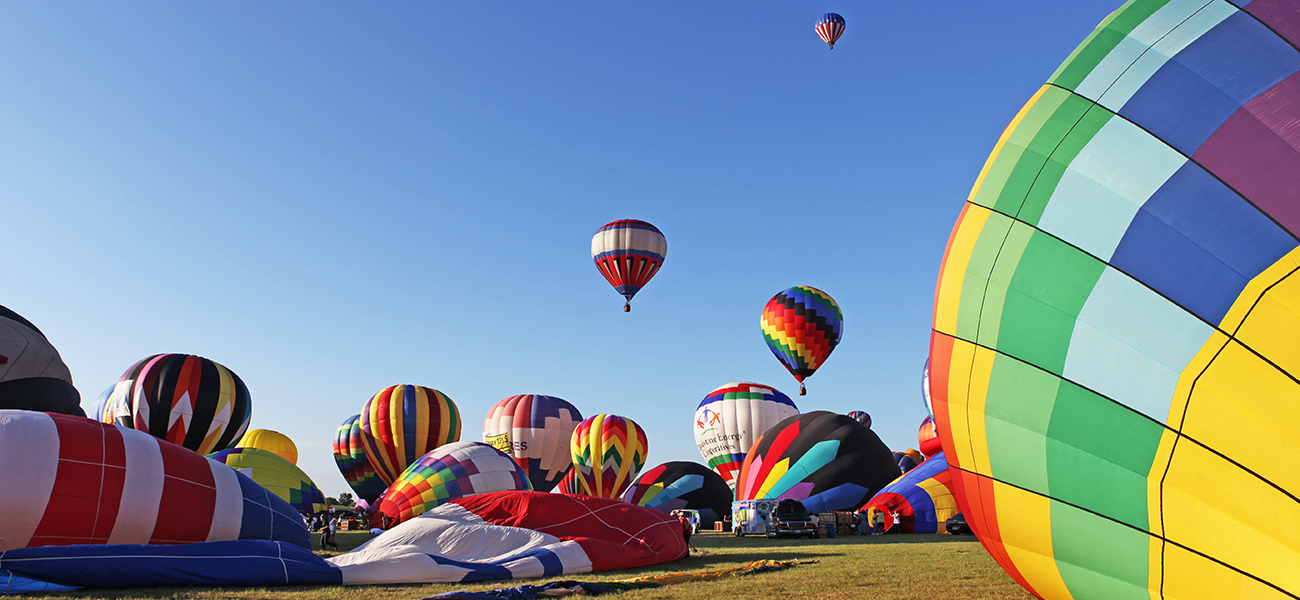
<box><xmin>570</xmin><ymin>414</ymin><xmax>647</xmax><ymax>499</ymax></box>
<box><xmin>373</xmin><ymin>441</ymin><xmax>531</xmax><ymax>525</ymax></box>
<box><xmin>482</xmin><ymin>394</ymin><xmax>583</xmax><ymax>493</ymax></box>
<box><xmin>735</xmin><ymin>411</ymin><xmax>899</xmax><ymax>514</ymax></box>
<box><xmin>238</xmin><ymin>429</ymin><xmax>298</xmax><ymax>465</ymax></box>
<box><xmin>209</xmin><ymin>447</ymin><xmax>327</xmax><ymax>515</ymax></box>
<box><xmin>334</xmin><ymin>414</ymin><xmax>388</xmax><ymax>504</ymax></box>
<box><xmin>359</xmin><ymin>385</ymin><xmax>461</xmax><ymax>486</ymax></box>
<box><xmin>693</xmin><ymin>382</ymin><xmax>798</xmax><ymax>489</ymax></box>
<box><xmin>590</xmin><ymin>219</ymin><xmax>667</xmax><ymax>310</ymax></box>
<box><xmin>863</xmin><ymin>451</ymin><xmax>959</xmax><ymax>534</ymax></box>
<box><xmin>0</xmin><ymin>306</ymin><xmax>81</xmax><ymax>417</ymax></box>
<box><xmin>100</xmin><ymin>354</ymin><xmax>252</xmax><ymax>455</ymax></box>
<box><xmin>846</xmin><ymin>411</ymin><xmax>871</xmax><ymax>428</ymax></box>
<box><xmin>815</xmin><ymin>13</ymin><xmax>846</xmax><ymax>49</ymax></box>
<box><xmin>622</xmin><ymin>461</ymin><xmax>731</xmax><ymax>528</ymax></box>
<box><xmin>760</xmin><ymin>286</ymin><xmax>843</xmax><ymax>394</ymax></box>
<box><xmin>918</xmin><ymin>416</ymin><xmax>941</xmax><ymax>458</ymax></box>
<box><xmin>932</xmin><ymin>1</ymin><xmax>1300</xmax><ymax>597</ymax></box>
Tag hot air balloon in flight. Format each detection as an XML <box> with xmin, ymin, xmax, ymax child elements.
<box><xmin>0</xmin><ymin>306</ymin><xmax>82</xmax><ymax>417</ymax></box>
<box><xmin>372</xmin><ymin>441</ymin><xmax>532</xmax><ymax>526</ymax></box>
<box><xmin>483</xmin><ymin>394</ymin><xmax>583</xmax><ymax>493</ymax></box>
<box><xmin>570</xmin><ymin>414</ymin><xmax>648</xmax><ymax>499</ymax></box>
<box><xmin>846</xmin><ymin>411</ymin><xmax>871</xmax><ymax>428</ymax></box>
<box><xmin>334</xmin><ymin>414</ymin><xmax>388</xmax><ymax>504</ymax></box>
<box><xmin>591</xmin><ymin>219</ymin><xmax>667</xmax><ymax>312</ymax></box>
<box><xmin>693</xmin><ymin>382</ymin><xmax>798</xmax><ymax>490</ymax></box>
<box><xmin>237</xmin><ymin>429</ymin><xmax>298</xmax><ymax>465</ymax></box>
<box><xmin>932</xmin><ymin>1</ymin><xmax>1300</xmax><ymax>597</ymax></box>
<box><xmin>99</xmin><ymin>354</ymin><xmax>252</xmax><ymax>455</ymax></box>
<box><xmin>760</xmin><ymin>286</ymin><xmax>843</xmax><ymax>395</ymax></box>
<box><xmin>815</xmin><ymin>13</ymin><xmax>845</xmax><ymax>49</ymax></box>
<box><xmin>359</xmin><ymin>385</ymin><xmax>461</xmax><ymax>486</ymax></box>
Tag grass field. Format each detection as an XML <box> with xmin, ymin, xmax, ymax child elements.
<box><xmin>22</xmin><ymin>530</ymin><xmax>1034</xmax><ymax>600</ymax></box>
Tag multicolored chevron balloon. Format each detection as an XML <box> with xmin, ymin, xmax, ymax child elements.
<box><xmin>760</xmin><ymin>286</ymin><xmax>844</xmax><ymax>395</ymax></box>
<box><xmin>333</xmin><ymin>414</ymin><xmax>387</xmax><ymax>504</ymax></box>
<box><xmin>570</xmin><ymin>414</ymin><xmax>648</xmax><ymax>499</ymax></box>
<box><xmin>373</xmin><ymin>441</ymin><xmax>531</xmax><ymax>525</ymax></box>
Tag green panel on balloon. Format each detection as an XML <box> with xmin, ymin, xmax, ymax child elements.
<box><xmin>954</xmin><ymin>211</ymin><xmax>1015</xmax><ymax>342</ymax></box>
<box><xmin>989</xmin><ymin>88</ymin><xmax>1098</xmax><ymax>220</ymax></box>
<box><xmin>1017</xmin><ymin>105</ymin><xmax>1113</xmax><ymax>226</ymax></box>
<box><xmin>998</xmin><ymin>232</ymin><xmax>1105</xmax><ymax>375</ymax></box>
<box><xmin>983</xmin><ymin>355</ymin><xmax>1060</xmax><ymax>492</ymax></box>
<box><xmin>1048</xmin><ymin>0</ymin><xmax>1171</xmax><ymax>91</ymax></box>
<box><xmin>1046</xmin><ymin>381</ymin><xmax>1161</xmax><ymax>530</ymax></box>
<box><xmin>1051</xmin><ymin>500</ymin><xmax>1151</xmax><ymax>600</ymax></box>
<box><xmin>977</xmin><ymin>221</ymin><xmax>1035</xmax><ymax>348</ymax></box>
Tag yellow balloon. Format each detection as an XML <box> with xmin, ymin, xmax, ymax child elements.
<box><xmin>237</xmin><ymin>429</ymin><xmax>298</xmax><ymax>465</ymax></box>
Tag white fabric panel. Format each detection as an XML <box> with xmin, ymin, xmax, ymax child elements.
<box><xmin>205</xmin><ymin>459</ymin><xmax>246</xmax><ymax>542</ymax></box>
<box><xmin>0</xmin><ymin>412</ymin><xmax>59</xmax><ymax>550</ymax></box>
<box><xmin>106</xmin><ymin>427</ymin><xmax>165</xmax><ymax>544</ymax></box>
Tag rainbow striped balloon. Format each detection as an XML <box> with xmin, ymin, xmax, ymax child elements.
<box><xmin>761</xmin><ymin>286</ymin><xmax>844</xmax><ymax>395</ymax></box>
<box><xmin>863</xmin><ymin>451</ymin><xmax>958</xmax><ymax>534</ymax></box>
<box><xmin>333</xmin><ymin>414</ymin><xmax>387</xmax><ymax>504</ymax></box>
<box><xmin>359</xmin><ymin>385</ymin><xmax>461</xmax><ymax>486</ymax></box>
<box><xmin>934</xmin><ymin>1</ymin><xmax>1300</xmax><ymax>597</ymax></box>
<box><xmin>570</xmin><ymin>414</ymin><xmax>648</xmax><ymax>499</ymax></box>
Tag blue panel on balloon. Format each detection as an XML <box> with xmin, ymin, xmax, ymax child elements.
<box><xmin>1119</xmin><ymin>60</ymin><xmax>1240</xmax><ymax>155</ymax></box>
<box><xmin>1112</xmin><ymin>163</ymin><xmax>1297</xmax><ymax>324</ymax></box>
<box><xmin>1172</xmin><ymin>10</ymin><xmax>1300</xmax><ymax>105</ymax></box>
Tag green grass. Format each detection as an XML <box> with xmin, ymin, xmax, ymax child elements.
<box><xmin>20</xmin><ymin>531</ymin><xmax>1034</xmax><ymax>600</ymax></box>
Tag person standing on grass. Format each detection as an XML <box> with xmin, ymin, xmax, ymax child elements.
<box><xmin>871</xmin><ymin>509</ymin><xmax>886</xmax><ymax>535</ymax></box>
<box><xmin>326</xmin><ymin>515</ymin><xmax>341</xmax><ymax>550</ymax></box>
<box><xmin>677</xmin><ymin>512</ymin><xmax>692</xmax><ymax>554</ymax></box>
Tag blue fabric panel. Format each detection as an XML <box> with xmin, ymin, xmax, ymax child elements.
<box><xmin>0</xmin><ymin>541</ymin><xmax>341</xmax><ymax>588</ymax></box>
<box><xmin>1113</xmin><ymin>163</ymin><xmax>1298</xmax><ymax>323</ymax></box>
<box><xmin>1120</xmin><ymin>59</ymin><xmax>1241</xmax><ymax>154</ymax></box>
<box><xmin>1173</xmin><ymin>10</ymin><xmax>1300</xmax><ymax>105</ymax></box>
<box><xmin>801</xmin><ymin>482</ymin><xmax>869</xmax><ymax>514</ymax></box>
<box><xmin>0</xmin><ymin>569</ymin><xmax>78</xmax><ymax>594</ymax></box>
<box><xmin>234</xmin><ymin>473</ymin><xmax>311</xmax><ymax>549</ymax></box>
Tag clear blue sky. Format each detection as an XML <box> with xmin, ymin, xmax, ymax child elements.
<box><xmin>3</xmin><ymin>2</ymin><xmax>1119</xmax><ymax>497</ymax></box>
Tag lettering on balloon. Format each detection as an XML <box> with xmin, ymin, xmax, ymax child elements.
<box><xmin>485</xmin><ymin>433</ymin><xmax>511</xmax><ymax>454</ymax></box>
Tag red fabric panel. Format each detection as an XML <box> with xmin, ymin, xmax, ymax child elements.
<box><xmin>151</xmin><ymin>443</ymin><xmax>216</xmax><ymax>544</ymax></box>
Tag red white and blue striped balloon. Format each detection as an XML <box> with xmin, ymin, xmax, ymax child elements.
<box><xmin>815</xmin><ymin>13</ymin><xmax>845</xmax><ymax>49</ymax></box>
<box><xmin>590</xmin><ymin>219</ymin><xmax>667</xmax><ymax>312</ymax></box>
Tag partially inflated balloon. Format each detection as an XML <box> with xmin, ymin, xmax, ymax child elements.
<box><xmin>101</xmin><ymin>354</ymin><xmax>252</xmax><ymax>455</ymax></box>
<box><xmin>591</xmin><ymin>219</ymin><xmax>667</xmax><ymax>312</ymax></box>
<box><xmin>373</xmin><ymin>441</ymin><xmax>531</xmax><ymax>525</ymax></box>
<box><xmin>0</xmin><ymin>306</ymin><xmax>81</xmax><ymax>416</ymax></box>
<box><xmin>483</xmin><ymin>394</ymin><xmax>583</xmax><ymax>493</ymax></box>
<box><xmin>735</xmin><ymin>411</ymin><xmax>898</xmax><ymax>514</ymax></box>
<box><xmin>622</xmin><ymin>462</ymin><xmax>732</xmax><ymax>528</ymax></box>
<box><xmin>360</xmin><ymin>385</ymin><xmax>461</xmax><ymax>486</ymax></box>
<box><xmin>846</xmin><ymin>411</ymin><xmax>871</xmax><ymax>428</ymax></box>
<box><xmin>863</xmin><ymin>451</ymin><xmax>958</xmax><ymax>534</ymax></box>
<box><xmin>693</xmin><ymin>382</ymin><xmax>798</xmax><ymax>490</ymax></box>
<box><xmin>554</xmin><ymin>467</ymin><xmax>580</xmax><ymax>496</ymax></box>
<box><xmin>570</xmin><ymin>414</ymin><xmax>647</xmax><ymax>499</ymax></box>
<box><xmin>933</xmin><ymin>2</ymin><xmax>1300</xmax><ymax>597</ymax></box>
<box><xmin>921</xmin><ymin>359</ymin><xmax>933</xmax><ymax>417</ymax></box>
<box><xmin>815</xmin><ymin>13</ymin><xmax>845</xmax><ymax>49</ymax></box>
<box><xmin>918</xmin><ymin>416</ymin><xmax>941</xmax><ymax>458</ymax></box>
<box><xmin>760</xmin><ymin>286</ymin><xmax>843</xmax><ymax>395</ymax></box>
<box><xmin>238</xmin><ymin>429</ymin><xmax>297</xmax><ymax>465</ymax></box>
<box><xmin>334</xmin><ymin>414</ymin><xmax>387</xmax><ymax>504</ymax></box>
<box><xmin>208</xmin><ymin>447</ymin><xmax>327</xmax><ymax>515</ymax></box>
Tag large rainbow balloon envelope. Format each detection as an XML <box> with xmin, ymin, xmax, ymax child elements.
<box><xmin>372</xmin><ymin>441</ymin><xmax>531</xmax><ymax>526</ymax></box>
<box><xmin>100</xmin><ymin>354</ymin><xmax>252</xmax><ymax>455</ymax></box>
<box><xmin>570</xmin><ymin>414</ymin><xmax>648</xmax><ymax>499</ymax></box>
<box><xmin>760</xmin><ymin>286</ymin><xmax>843</xmax><ymax>395</ymax></box>
<box><xmin>933</xmin><ymin>1</ymin><xmax>1300</xmax><ymax>598</ymax></box>
<box><xmin>237</xmin><ymin>429</ymin><xmax>297</xmax><ymax>465</ymax></box>
<box><xmin>862</xmin><ymin>451</ymin><xmax>959</xmax><ymax>534</ymax></box>
<box><xmin>208</xmin><ymin>447</ymin><xmax>328</xmax><ymax>515</ymax></box>
<box><xmin>482</xmin><ymin>394</ymin><xmax>583</xmax><ymax>493</ymax></box>
<box><xmin>359</xmin><ymin>385</ymin><xmax>461</xmax><ymax>486</ymax></box>
<box><xmin>693</xmin><ymin>382</ymin><xmax>799</xmax><ymax>490</ymax></box>
<box><xmin>334</xmin><ymin>414</ymin><xmax>388</xmax><ymax>504</ymax></box>
<box><xmin>590</xmin><ymin>219</ymin><xmax>667</xmax><ymax>312</ymax></box>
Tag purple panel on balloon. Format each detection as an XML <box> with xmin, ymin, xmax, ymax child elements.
<box><xmin>1239</xmin><ymin>0</ymin><xmax>1300</xmax><ymax>48</ymax></box>
<box><xmin>778</xmin><ymin>482</ymin><xmax>815</xmax><ymax>501</ymax></box>
<box><xmin>1243</xmin><ymin>70</ymin><xmax>1300</xmax><ymax>151</ymax></box>
<box><xmin>1195</xmin><ymin>108</ymin><xmax>1300</xmax><ymax>237</ymax></box>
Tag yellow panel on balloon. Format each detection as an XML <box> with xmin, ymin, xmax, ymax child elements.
<box><xmin>991</xmin><ymin>480</ymin><xmax>1074</xmax><ymax>600</ymax></box>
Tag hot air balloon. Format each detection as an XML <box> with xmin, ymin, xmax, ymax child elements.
<box><xmin>893</xmin><ymin>449</ymin><xmax>923</xmax><ymax>474</ymax></box>
<box><xmin>863</xmin><ymin>451</ymin><xmax>959</xmax><ymax>534</ymax></box>
<box><xmin>0</xmin><ymin>306</ymin><xmax>82</xmax><ymax>417</ymax></box>
<box><xmin>482</xmin><ymin>394</ymin><xmax>583</xmax><ymax>493</ymax></box>
<box><xmin>372</xmin><ymin>441</ymin><xmax>531</xmax><ymax>526</ymax></box>
<box><xmin>918</xmin><ymin>416</ymin><xmax>941</xmax><ymax>458</ymax></box>
<box><xmin>359</xmin><ymin>385</ymin><xmax>461</xmax><ymax>486</ymax></box>
<box><xmin>0</xmin><ymin>410</ymin><xmax>309</xmax><ymax>551</ymax></box>
<box><xmin>237</xmin><ymin>429</ymin><xmax>298</xmax><ymax>465</ymax></box>
<box><xmin>209</xmin><ymin>447</ymin><xmax>328</xmax><ymax>515</ymax></box>
<box><xmin>570</xmin><ymin>414</ymin><xmax>648</xmax><ymax>499</ymax></box>
<box><xmin>693</xmin><ymin>382</ymin><xmax>798</xmax><ymax>490</ymax></box>
<box><xmin>932</xmin><ymin>1</ymin><xmax>1300</xmax><ymax>597</ymax></box>
<box><xmin>99</xmin><ymin>354</ymin><xmax>252</xmax><ymax>455</ymax></box>
<box><xmin>622</xmin><ymin>462</ymin><xmax>732</xmax><ymax>528</ymax></box>
<box><xmin>554</xmin><ymin>467</ymin><xmax>580</xmax><ymax>496</ymax></box>
<box><xmin>760</xmin><ymin>286</ymin><xmax>844</xmax><ymax>395</ymax></box>
<box><xmin>735</xmin><ymin>411</ymin><xmax>899</xmax><ymax>514</ymax></box>
<box><xmin>815</xmin><ymin>13</ymin><xmax>845</xmax><ymax>49</ymax></box>
<box><xmin>591</xmin><ymin>219</ymin><xmax>667</xmax><ymax>312</ymax></box>
<box><xmin>333</xmin><ymin>414</ymin><xmax>388</xmax><ymax>504</ymax></box>
<box><xmin>846</xmin><ymin>411</ymin><xmax>871</xmax><ymax>428</ymax></box>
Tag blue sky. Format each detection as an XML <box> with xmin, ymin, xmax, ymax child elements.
<box><xmin>3</xmin><ymin>2</ymin><xmax>1119</xmax><ymax>497</ymax></box>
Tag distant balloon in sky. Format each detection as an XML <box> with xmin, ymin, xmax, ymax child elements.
<box><xmin>591</xmin><ymin>219</ymin><xmax>667</xmax><ymax>312</ymax></box>
<box><xmin>100</xmin><ymin>353</ymin><xmax>252</xmax><ymax>455</ymax></box>
<box><xmin>359</xmin><ymin>385</ymin><xmax>461</xmax><ymax>486</ymax></box>
<box><xmin>815</xmin><ymin>13</ymin><xmax>846</xmax><ymax>49</ymax></box>
<box><xmin>570</xmin><ymin>414</ymin><xmax>648</xmax><ymax>499</ymax></box>
<box><xmin>334</xmin><ymin>414</ymin><xmax>387</xmax><ymax>504</ymax></box>
<box><xmin>0</xmin><ymin>306</ymin><xmax>82</xmax><ymax>417</ymax></box>
<box><xmin>932</xmin><ymin>0</ymin><xmax>1300</xmax><ymax>597</ymax></box>
<box><xmin>846</xmin><ymin>411</ymin><xmax>871</xmax><ymax>428</ymax></box>
<box><xmin>694</xmin><ymin>382</ymin><xmax>798</xmax><ymax>490</ymax></box>
<box><xmin>483</xmin><ymin>394</ymin><xmax>583</xmax><ymax>493</ymax></box>
<box><xmin>760</xmin><ymin>286</ymin><xmax>843</xmax><ymax>395</ymax></box>
<box><xmin>238</xmin><ymin>429</ymin><xmax>298</xmax><ymax>465</ymax></box>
